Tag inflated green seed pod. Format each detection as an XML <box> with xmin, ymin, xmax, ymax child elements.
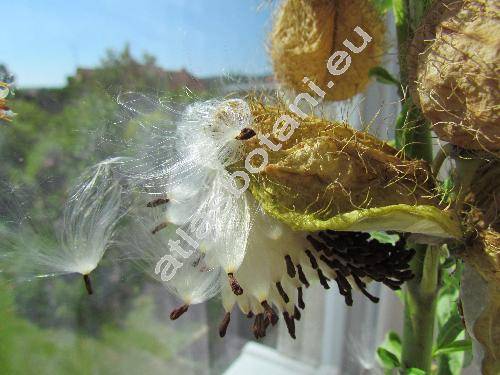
<box><xmin>235</xmin><ymin>100</ymin><xmax>461</xmax><ymax>239</ymax></box>
<box><xmin>270</xmin><ymin>0</ymin><xmax>385</xmax><ymax>101</ymax></box>
<box><xmin>409</xmin><ymin>0</ymin><xmax>500</xmax><ymax>152</ymax></box>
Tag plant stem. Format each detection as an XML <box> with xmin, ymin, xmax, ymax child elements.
<box><xmin>401</xmin><ymin>245</ymin><xmax>440</xmax><ymax>373</ymax></box>
<box><xmin>393</xmin><ymin>0</ymin><xmax>440</xmax><ymax>372</ymax></box>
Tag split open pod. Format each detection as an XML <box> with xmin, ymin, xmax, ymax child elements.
<box><xmin>235</xmin><ymin>100</ymin><xmax>462</xmax><ymax>241</ymax></box>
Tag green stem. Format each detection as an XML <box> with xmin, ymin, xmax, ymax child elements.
<box><xmin>394</xmin><ymin>1</ymin><xmax>440</xmax><ymax>372</ymax></box>
<box><xmin>401</xmin><ymin>245</ymin><xmax>441</xmax><ymax>373</ymax></box>
<box><xmin>393</xmin><ymin>0</ymin><xmax>433</xmax><ymax>162</ymax></box>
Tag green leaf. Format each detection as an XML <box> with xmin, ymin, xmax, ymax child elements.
<box><xmin>407</xmin><ymin>368</ymin><xmax>426</xmax><ymax>375</ymax></box>
<box><xmin>441</xmin><ymin>257</ymin><xmax>456</xmax><ymax>269</ymax></box>
<box><xmin>438</xmin><ymin>178</ymin><xmax>456</xmax><ymax>206</ymax></box>
<box><xmin>373</xmin><ymin>0</ymin><xmax>393</xmax><ymax>13</ymax></box>
<box><xmin>387</xmin><ymin>331</ymin><xmax>402</xmax><ymax>353</ymax></box>
<box><xmin>433</xmin><ymin>340</ymin><xmax>472</xmax><ymax>357</ymax></box>
<box><xmin>369</xmin><ymin>231</ymin><xmax>400</xmax><ymax>245</ymax></box>
<box><xmin>377</xmin><ymin>347</ymin><xmax>400</xmax><ymax>369</ymax></box>
<box><xmin>436</xmin><ymin>313</ymin><xmax>464</xmax><ymax>350</ymax></box>
<box><xmin>369</xmin><ymin>66</ymin><xmax>401</xmax><ymax>86</ymax></box>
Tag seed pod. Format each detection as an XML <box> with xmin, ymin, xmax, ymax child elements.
<box><xmin>460</xmin><ymin>230</ymin><xmax>500</xmax><ymax>375</ymax></box>
<box><xmin>237</xmin><ymin>100</ymin><xmax>461</xmax><ymax>239</ymax></box>
<box><xmin>409</xmin><ymin>0</ymin><xmax>500</xmax><ymax>152</ymax></box>
<box><xmin>465</xmin><ymin>159</ymin><xmax>500</xmax><ymax>232</ymax></box>
<box><xmin>460</xmin><ymin>159</ymin><xmax>500</xmax><ymax>374</ymax></box>
<box><xmin>270</xmin><ymin>0</ymin><xmax>385</xmax><ymax>101</ymax></box>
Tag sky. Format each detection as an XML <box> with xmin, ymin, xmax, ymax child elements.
<box><xmin>2</xmin><ymin>0</ymin><xmax>274</xmax><ymax>88</ymax></box>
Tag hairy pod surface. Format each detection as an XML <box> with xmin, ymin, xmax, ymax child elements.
<box><xmin>270</xmin><ymin>0</ymin><xmax>385</xmax><ymax>101</ymax></box>
<box><xmin>410</xmin><ymin>0</ymin><xmax>500</xmax><ymax>152</ymax></box>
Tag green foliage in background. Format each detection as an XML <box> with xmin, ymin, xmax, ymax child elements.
<box><xmin>0</xmin><ymin>46</ymin><xmax>218</xmax><ymax>374</ymax></box>
<box><xmin>0</xmin><ymin>280</ymin><xmax>207</xmax><ymax>375</ymax></box>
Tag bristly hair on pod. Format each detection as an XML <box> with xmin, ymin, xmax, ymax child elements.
<box><xmin>270</xmin><ymin>0</ymin><xmax>386</xmax><ymax>101</ymax></box>
<box><xmin>0</xmin><ymin>158</ymin><xmax>128</xmax><ymax>294</ymax></box>
<box><xmin>409</xmin><ymin>0</ymin><xmax>500</xmax><ymax>153</ymax></box>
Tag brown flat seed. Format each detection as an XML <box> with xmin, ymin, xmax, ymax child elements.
<box><xmin>261</xmin><ymin>300</ymin><xmax>279</xmax><ymax>326</ymax></box>
<box><xmin>146</xmin><ymin>197</ymin><xmax>170</xmax><ymax>207</ymax></box>
<box><xmin>283</xmin><ymin>312</ymin><xmax>296</xmax><ymax>339</ymax></box>
<box><xmin>296</xmin><ymin>265</ymin><xmax>310</xmax><ymax>288</ymax></box>
<box><xmin>317</xmin><ymin>269</ymin><xmax>330</xmax><ymax>289</ymax></box>
<box><xmin>252</xmin><ymin>315</ymin><xmax>261</xmax><ymax>339</ymax></box>
<box><xmin>293</xmin><ymin>305</ymin><xmax>301</xmax><ymax>321</ymax></box>
<box><xmin>83</xmin><ymin>274</ymin><xmax>93</xmax><ymax>295</ymax></box>
<box><xmin>297</xmin><ymin>287</ymin><xmax>305</xmax><ymax>309</ymax></box>
<box><xmin>352</xmin><ymin>274</ymin><xmax>379</xmax><ymax>303</ymax></box>
<box><xmin>263</xmin><ymin>316</ymin><xmax>270</xmax><ymax>330</ymax></box>
<box><xmin>276</xmin><ymin>282</ymin><xmax>289</xmax><ymax>303</ymax></box>
<box><xmin>253</xmin><ymin>314</ymin><xmax>266</xmax><ymax>339</ymax></box>
<box><xmin>228</xmin><ymin>273</ymin><xmax>243</xmax><ymax>295</ymax></box>
<box><xmin>284</xmin><ymin>255</ymin><xmax>296</xmax><ymax>278</ymax></box>
<box><xmin>170</xmin><ymin>304</ymin><xmax>189</xmax><ymax>320</ymax></box>
<box><xmin>235</xmin><ymin>127</ymin><xmax>256</xmax><ymax>140</ymax></box>
<box><xmin>304</xmin><ymin>249</ymin><xmax>318</xmax><ymax>269</ymax></box>
<box><xmin>219</xmin><ymin>312</ymin><xmax>231</xmax><ymax>337</ymax></box>
<box><xmin>382</xmin><ymin>278</ymin><xmax>403</xmax><ymax>290</ymax></box>
<box><xmin>306</xmin><ymin>235</ymin><xmax>327</xmax><ymax>252</ymax></box>
<box><xmin>152</xmin><ymin>222</ymin><xmax>168</xmax><ymax>235</ymax></box>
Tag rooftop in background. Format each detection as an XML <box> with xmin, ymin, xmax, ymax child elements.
<box><xmin>2</xmin><ymin>0</ymin><xmax>274</xmax><ymax>88</ymax></box>
<box><xmin>74</xmin><ymin>66</ymin><xmax>206</xmax><ymax>92</ymax></box>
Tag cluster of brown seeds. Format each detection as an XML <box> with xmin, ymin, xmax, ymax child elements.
<box><xmin>214</xmin><ymin>231</ymin><xmax>415</xmax><ymax>340</ymax></box>
<box><xmin>305</xmin><ymin>231</ymin><xmax>415</xmax><ymax>306</ymax></box>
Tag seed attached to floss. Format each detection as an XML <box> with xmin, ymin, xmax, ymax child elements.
<box><xmin>253</xmin><ymin>313</ymin><xmax>267</xmax><ymax>339</ymax></box>
<box><xmin>297</xmin><ymin>287</ymin><xmax>305</xmax><ymax>310</ymax></box>
<box><xmin>146</xmin><ymin>197</ymin><xmax>170</xmax><ymax>208</ymax></box>
<box><xmin>219</xmin><ymin>312</ymin><xmax>231</xmax><ymax>338</ymax></box>
<box><xmin>228</xmin><ymin>272</ymin><xmax>243</xmax><ymax>295</ymax></box>
<box><xmin>170</xmin><ymin>304</ymin><xmax>189</xmax><ymax>320</ymax></box>
<box><xmin>151</xmin><ymin>221</ymin><xmax>169</xmax><ymax>235</ymax></box>
<box><xmin>83</xmin><ymin>274</ymin><xmax>93</xmax><ymax>295</ymax></box>
<box><xmin>283</xmin><ymin>311</ymin><xmax>296</xmax><ymax>339</ymax></box>
<box><xmin>75</xmin><ymin>98</ymin><xmax>424</xmax><ymax>342</ymax></box>
<box><xmin>284</xmin><ymin>255</ymin><xmax>296</xmax><ymax>278</ymax></box>
<box><xmin>296</xmin><ymin>264</ymin><xmax>310</xmax><ymax>288</ymax></box>
<box><xmin>304</xmin><ymin>249</ymin><xmax>319</xmax><ymax>269</ymax></box>
<box><xmin>293</xmin><ymin>305</ymin><xmax>301</xmax><ymax>321</ymax></box>
<box><xmin>275</xmin><ymin>281</ymin><xmax>290</xmax><ymax>303</ymax></box>
<box><xmin>235</xmin><ymin>127</ymin><xmax>256</xmax><ymax>140</ymax></box>
<box><xmin>261</xmin><ymin>300</ymin><xmax>279</xmax><ymax>326</ymax></box>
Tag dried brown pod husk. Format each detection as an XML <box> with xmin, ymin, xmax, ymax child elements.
<box><xmin>270</xmin><ymin>0</ymin><xmax>385</xmax><ymax>101</ymax></box>
<box><xmin>460</xmin><ymin>160</ymin><xmax>500</xmax><ymax>374</ymax></box>
<box><xmin>464</xmin><ymin>159</ymin><xmax>500</xmax><ymax>232</ymax></box>
<box><xmin>409</xmin><ymin>0</ymin><xmax>500</xmax><ymax>152</ymax></box>
<box><xmin>460</xmin><ymin>229</ymin><xmax>500</xmax><ymax>375</ymax></box>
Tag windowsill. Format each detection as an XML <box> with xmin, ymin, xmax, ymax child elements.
<box><xmin>223</xmin><ymin>342</ymin><xmax>339</xmax><ymax>375</ymax></box>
